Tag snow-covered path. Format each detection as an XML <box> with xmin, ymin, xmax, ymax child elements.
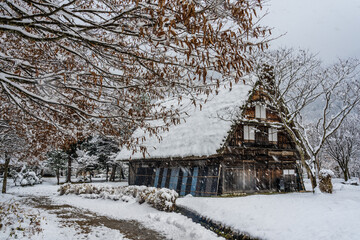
<box><xmin>20</xmin><ymin>195</ymin><xmax>164</xmax><ymax>240</ymax></box>
<box><xmin>1</xmin><ymin>178</ymin><xmax>222</xmax><ymax>240</ymax></box>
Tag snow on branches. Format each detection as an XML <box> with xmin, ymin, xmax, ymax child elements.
<box><xmin>0</xmin><ymin>0</ymin><xmax>270</xmax><ymax>153</ymax></box>
<box><xmin>252</xmin><ymin>49</ymin><xmax>360</xmax><ymax>190</ymax></box>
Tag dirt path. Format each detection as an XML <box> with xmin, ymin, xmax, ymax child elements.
<box><xmin>20</xmin><ymin>196</ymin><xmax>166</xmax><ymax>240</ymax></box>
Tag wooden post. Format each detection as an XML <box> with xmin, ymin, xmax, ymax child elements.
<box><xmin>216</xmin><ymin>164</ymin><xmax>222</xmax><ymax>195</ymax></box>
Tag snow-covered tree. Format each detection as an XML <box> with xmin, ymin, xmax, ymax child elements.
<box><xmin>324</xmin><ymin>116</ymin><xmax>360</xmax><ymax>181</ymax></box>
<box><xmin>80</xmin><ymin>136</ymin><xmax>121</xmax><ymax>181</ymax></box>
<box><xmin>63</xmin><ymin>141</ymin><xmax>81</xmax><ymax>183</ymax></box>
<box><xmin>252</xmin><ymin>49</ymin><xmax>360</xmax><ymax>191</ymax></box>
<box><xmin>74</xmin><ymin>149</ymin><xmax>98</xmax><ymax>182</ymax></box>
<box><xmin>46</xmin><ymin>150</ymin><xmax>68</xmax><ymax>184</ymax></box>
<box><xmin>351</xmin><ymin>158</ymin><xmax>360</xmax><ymax>178</ymax></box>
<box><xmin>0</xmin><ymin>120</ymin><xmax>26</xmax><ymax>193</ymax></box>
<box><xmin>0</xmin><ymin>0</ymin><xmax>271</xmax><ymax>155</ymax></box>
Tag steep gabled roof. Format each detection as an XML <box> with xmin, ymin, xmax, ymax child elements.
<box><xmin>116</xmin><ymin>82</ymin><xmax>253</xmax><ymax>160</ymax></box>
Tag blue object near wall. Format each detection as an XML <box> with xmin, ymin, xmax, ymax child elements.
<box><xmin>190</xmin><ymin>167</ymin><xmax>199</xmax><ymax>196</ymax></box>
<box><xmin>161</xmin><ymin>168</ymin><xmax>168</xmax><ymax>188</ymax></box>
<box><xmin>169</xmin><ymin>168</ymin><xmax>179</xmax><ymax>190</ymax></box>
<box><xmin>180</xmin><ymin>169</ymin><xmax>188</xmax><ymax>196</ymax></box>
<box><xmin>154</xmin><ymin>168</ymin><xmax>160</xmax><ymax>188</ymax></box>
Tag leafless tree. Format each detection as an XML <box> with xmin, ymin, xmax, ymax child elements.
<box><xmin>324</xmin><ymin>117</ymin><xmax>360</xmax><ymax>181</ymax></box>
<box><xmin>253</xmin><ymin>49</ymin><xmax>360</xmax><ymax>191</ymax></box>
<box><xmin>0</xmin><ymin>0</ymin><xmax>271</xmax><ymax>155</ymax></box>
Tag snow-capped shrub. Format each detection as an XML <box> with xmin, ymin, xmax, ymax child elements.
<box><xmin>319</xmin><ymin>169</ymin><xmax>334</xmax><ymax>193</ymax></box>
<box><xmin>12</xmin><ymin>167</ymin><xmax>42</xmax><ymax>187</ymax></box>
<box><xmin>58</xmin><ymin>184</ymin><xmax>178</xmax><ymax>211</ymax></box>
<box><xmin>319</xmin><ymin>169</ymin><xmax>335</xmax><ymax>178</ymax></box>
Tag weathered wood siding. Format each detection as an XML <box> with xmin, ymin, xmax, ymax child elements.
<box><xmin>220</xmin><ymin>162</ymin><xmax>300</xmax><ymax>194</ymax></box>
<box><xmin>129</xmin><ymin>162</ymin><xmax>221</xmax><ymax>197</ymax></box>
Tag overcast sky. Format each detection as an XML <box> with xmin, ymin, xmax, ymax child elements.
<box><xmin>261</xmin><ymin>0</ymin><xmax>360</xmax><ymax>64</ymax></box>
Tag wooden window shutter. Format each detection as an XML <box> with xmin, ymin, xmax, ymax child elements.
<box><xmin>261</xmin><ymin>105</ymin><xmax>266</xmax><ymax>119</ymax></box>
<box><xmin>244</xmin><ymin>125</ymin><xmax>249</xmax><ymax>140</ymax></box>
<box><xmin>249</xmin><ymin>126</ymin><xmax>255</xmax><ymax>140</ymax></box>
<box><xmin>255</xmin><ymin>105</ymin><xmax>266</xmax><ymax>119</ymax></box>
<box><xmin>268</xmin><ymin>128</ymin><xmax>278</xmax><ymax>142</ymax></box>
<box><xmin>255</xmin><ymin>105</ymin><xmax>261</xmax><ymax>118</ymax></box>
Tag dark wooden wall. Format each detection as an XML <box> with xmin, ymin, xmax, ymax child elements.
<box><xmin>129</xmin><ymin>162</ymin><xmax>221</xmax><ymax>197</ymax></box>
<box><xmin>220</xmin><ymin>162</ymin><xmax>299</xmax><ymax>195</ymax></box>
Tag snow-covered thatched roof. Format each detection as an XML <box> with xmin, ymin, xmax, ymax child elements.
<box><xmin>116</xmin><ymin>82</ymin><xmax>253</xmax><ymax>160</ymax></box>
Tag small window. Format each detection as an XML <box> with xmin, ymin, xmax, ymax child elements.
<box><xmin>244</xmin><ymin>125</ymin><xmax>255</xmax><ymax>140</ymax></box>
<box><xmin>255</xmin><ymin>105</ymin><xmax>266</xmax><ymax>119</ymax></box>
<box><xmin>268</xmin><ymin>128</ymin><xmax>278</xmax><ymax>142</ymax></box>
<box><xmin>283</xmin><ymin>169</ymin><xmax>295</xmax><ymax>176</ymax></box>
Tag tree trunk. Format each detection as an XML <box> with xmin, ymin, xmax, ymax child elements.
<box><xmin>66</xmin><ymin>156</ymin><xmax>72</xmax><ymax>183</ymax></box>
<box><xmin>106</xmin><ymin>165</ymin><xmax>109</xmax><ymax>182</ymax></box>
<box><xmin>56</xmin><ymin>168</ymin><xmax>60</xmax><ymax>185</ymax></box>
<box><xmin>299</xmin><ymin>148</ymin><xmax>317</xmax><ymax>191</ymax></box>
<box><xmin>110</xmin><ymin>165</ymin><xmax>116</xmax><ymax>182</ymax></box>
<box><xmin>344</xmin><ymin>167</ymin><xmax>350</xmax><ymax>181</ymax></box>
<box><xmin>339</xmin><ymin>164</ymin><xmax>349</xmax><ymax>182</ymax></box>
<box><xmin>315</xmin><ymin>155</ymin><xmax>321</xmax><ymax>177</ymax></box>
<box><xmin>279</xmin><ymin>117</ymin><xmax>317</xmax><ymax>191</ymax></box>
<box><xmin>309</xmin><ymin>170</ymin><xmax>317</xmax><ymax>191</ymax></box>
<box><xmin>2</xmin><ymin>154</ymin><xmax>10</xmax><ymax>193</ymax></box>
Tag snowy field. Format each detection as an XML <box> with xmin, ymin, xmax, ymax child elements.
<box><xmin>1</xmin><ymin>178</ymin><xmax>220</xmax><ymax>240</ymax></box>
<box><xmin>177</xmin><ymin>179</ymin><xmax>360</xmax><ymax>240</ymax></box>
<box><xmin>1</xmin><ymin>178</ymin><xmax>360</xmax><ymax>240</ymax></box>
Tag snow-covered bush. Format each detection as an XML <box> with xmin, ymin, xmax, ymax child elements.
<box><xmin>58</xmin><ymin>184</ymin><xmax>178</xmax><ymax>211</ymax></box>
<box><xmin>0</xmin><ymin>201</ymin><xmax>42</xmax><ymax>238</ymax></box>
<box><xmin>319</xmin><ymin>169</ymin><xmax>335</xmax><ymax>178</ymax></box>
<box><xmin>319</xmin><ymin>169</ymin><xmax>334</xmax><ymax>193</ymax></box>
<box><xmin>12</xmin><ymin>166</ymin><xmax>42</xmax><ymax>187</ymax></box>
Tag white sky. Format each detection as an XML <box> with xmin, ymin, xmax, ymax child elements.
<box><xmin>261</xmin><ymin>0</ymin><xmax>360</xmax><ymax>64</ymax></box>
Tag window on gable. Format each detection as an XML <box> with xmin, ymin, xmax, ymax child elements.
<box><xmin>255</xmin><ymin>105</ymin><xmax>266</xmax><ymax>119</ymax></box>
<box><xmin>243</xmin><ymin>125</ymin><xmax>255</xmax><ymax>141</ymax></box>
<box><xmin>268</xmin><ymin>127</ymin><xmax>278</xmax><ymax>142</ymax></box>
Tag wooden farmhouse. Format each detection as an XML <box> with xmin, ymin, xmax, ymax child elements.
<box><xmin>117</xmin><ymin>76</ymin><xmax>304</xmax><ymax>196</ymax></box>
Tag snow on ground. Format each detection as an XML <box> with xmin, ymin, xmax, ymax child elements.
<box><xmin>177</xmin><ymin>179</ymin><xmax>360</xmax><ymax>240</ymax></box>
<box><xmin>2</xmin><ymin>178</ymin><xmax>221</xmax><ymax>240</ymax></box>
<box><xmin>53</xmin><ymin>187</ymin><xmax>220</xmax><ymax>239</ymax></box>
<box><xmin>0</xmin><ymin>193</ymin><xmax>128</xmax><ymax>240</ymax></box>
<box><xmin>4</xmin><ymin>177</ymin><xmax>359</xmax><ymax>240</ymax></box>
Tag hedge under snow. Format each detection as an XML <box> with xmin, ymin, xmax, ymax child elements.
<box><xmin>58</xmin><ymin>183</ymin><xmax>178</xmax><ymax>212</ymax></box>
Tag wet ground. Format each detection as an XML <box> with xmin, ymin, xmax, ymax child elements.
<box><xmin>20</xmin><ymin>196</ymin><xmax>166</xmax><ymax>240</ymax></box>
